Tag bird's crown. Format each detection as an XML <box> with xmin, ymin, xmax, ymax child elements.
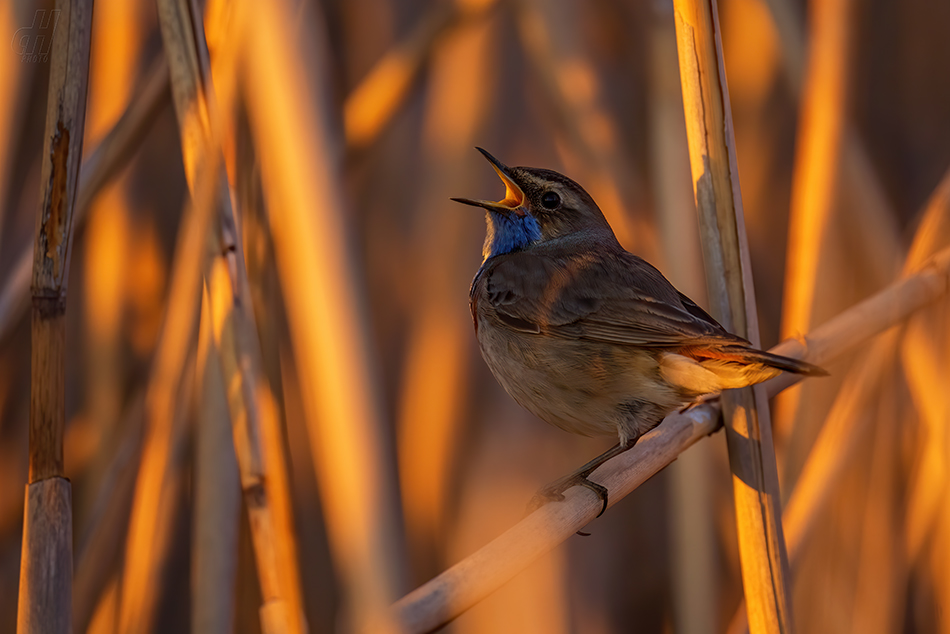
<box><xmin>452</xmin><ymin>148</ymin><xmax>617</xmax><ymax>260</ymax></box>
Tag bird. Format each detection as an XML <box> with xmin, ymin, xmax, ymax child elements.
<box><xmin>452</xmin><ymin>148</ymin><xmax>826</xmax><ymax>515</ymax></box>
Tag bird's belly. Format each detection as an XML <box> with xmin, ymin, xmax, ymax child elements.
<box><xmin>476</xmin><ymin>317</ymin><xmax>683</xmax><ymax>439</ymax></box>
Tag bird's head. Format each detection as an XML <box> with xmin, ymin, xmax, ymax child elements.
<box><xmin>452</xmin><ymin>148</ymin><xmax>617</xmax><ymax>260</ymax></box>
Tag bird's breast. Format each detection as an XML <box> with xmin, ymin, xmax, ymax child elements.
<box><xmin>472</xmin><ymin>303</ymin><xmax>681</xmax><ymax>439</ymax></box>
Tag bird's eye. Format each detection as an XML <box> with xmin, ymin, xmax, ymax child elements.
<box><xmin>540</xmin><ymin>191</ymin><xmax>560</xmax><ymax>209</ymax></box>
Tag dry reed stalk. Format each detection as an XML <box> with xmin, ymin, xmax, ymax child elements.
<box><xmin>514</xmin><ymin>0</ymin><xmax>655</xmax><ymax>261</ymax></box>
<box><xmin>80</xmin><ymin>0</ymin><xmax>148</xmax><ymax>521</ymax></box>
<box><xmin>757</xmin><ymin>0</ymin><xmax>896</xmax><ymax>277</ymax></box>
<box><xmin>119</xmin><ymin>342</ymin><xmax>196</xmax><ymax>634</ymax></box>
<box><xmin>203</xmin><ymin>3</ymin><xmax>311</xmax><ymax>629</ymax></box>
<box><xmin>767</xmin><ymin>0</ymin><xmax>865</xmax><ymax>446</ymax></box>
<box><xmin>779</xmin><ymin>334</ymin><xmax>896</xmax><ymax>566</ymax></box>
<box><xmin>397</xmin><ymin>10</ymin><xmax>496</xmax><ymax>567</ymax></box>
<box><xmin>112</xmin><ymin>18</ymin><xmax>218</xmax><ymax>632</ymax></box>
<box><xmin>727</xmin><ymin>174</ymin><xmax>950</xmax><ymax>632</ymax></box>
<box><xmin>230</xmin><ymin>110</ymin><xmax>311</xmax><ymax>634</ymax></box>
<box><xmin>115</xmin><ymin>182</ymin><xmax>210</xmax><ymax>634</ymax></box>
<box><xmin>671</xmin><ymin>0</ymin><xmax>792</xmax><ymax>631</ymax></box>
<box><xmin>648</xmin><ymin>5</ymin><xmax>717</xmax><ymax>632</ymax></box>
<box><xmin>389</xmin><ymin>245</ymin><xmax>950</xmax><ymax>632</ymax></box>
<box><xmin>899</xmin><ymin>171</ymin><xmax>950</xmax><ymax>564</ymax></box>
<box><xmin>154</xmin><ymin>0</ymin><xmax>303</xmax><ymax>631</ymax></box>
<box><xmin>726</xmin><ymin>338</ymin><xmax>896</xmax><ymax>633</ymax></box>
<box><xmin>898</xmin><ymin>185</ymin><xmax>950</xmax><ymax>634</ymax></box>
<box><xmin>17</xmin><ymin>1</ymin><xmax>93</xmax><ymax>632</ymax></box>
<box><xmin>116</xmin><ymin>150</ymin><xmax>218</xmax><ymax>634</ymax></box>
<box><xmin>0</xmin><ymin>56</ymin><xmax>170</xmax><ymax>344</ymax></box>
<box><xmin>728</xmin><ymin>1</ymin><xmax>900</xmax><ymax>467</ymax></box>
<box><xmin>193</xmin><ymin>289</ymin><xmax>241</xmax><ymax>634</ymax></box>
<box><xmin>242</xmin><ymin>1</ymin><xmax>406</xmax><ymax>631</ymax></box>
<box><xmin>72</xmin><ymin>391</ymin><xmax>145</xmax><ymax>634</ymax></box>
<box><xmin>344</xmin><ymin>0</ymin><xmax>498</xmax><ymax>152</ymax></box>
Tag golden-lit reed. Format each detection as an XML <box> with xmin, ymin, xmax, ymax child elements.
<box><xmin>648</xmin><ymin>6</ymin><xmax>717</xmax><ymax>631</ymax></box>
<box><xmin>515</xmin><ymin>0</ymin><xmax>655</xmax><ymax>261</ymax></box>
<box><xmin>241</xmin><ymin>1</ymin><xmax>406</xmax><ymax>631</ymax></box>
<box><xmin>0</xmin><ymin>1</ymin><xmax>29</xmax><ymax>251</ymax></box>
<box><xmin>396</xmin><ymin>12</ymin><xmax>495</xmax><ymax>565</ymax></box>
<box><xmin>672</xmin><ymin>0</ymin><xmax>792</xmax><ymax>631</ymax></box>
<box><xmin>117</xmin><ymin>186</ymin><xmax>204</xmax><ymax>633</ymax></box>
<box><xmin>729</xmin><ymin>169</ymin><xmax>950</xmax><ymax>633</ymax></box>
<box><xmin>72</xmin><ymin>391</ymin><xmax>145</xmax><ymax>634</ymax></box>
<box><xmin>156</xmin><ymin>0</ymin><xmax>307</xmax><ymax>630</ymax></box>
<box><xmin>80</xmin><ymin>0</ymin><xmax>146</xmax><ymax>522</ymax></box>
<box><xmin>771</xmin><ymin>0</ymin><xmax>900</xmax><ymax>471</ymax></box>
<box><xmin>344</xmin><ymin>0</ymin><xmax>498</xmax><ymax>153</ymax></box>
<box><xmin>900</xmin><ymin>172</ymin><xmax>950</xmax><ymax>634</ymax></box>
<box><xmin>780</xmin><ymin>0</ymin><xmax>854</xmax><ymax>341</ymax></box>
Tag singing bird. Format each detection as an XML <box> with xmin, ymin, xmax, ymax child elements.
<box><xmin>453</xmin><ymin>148</ymin><xmax>825</xmax><ymax>513</ymax></box>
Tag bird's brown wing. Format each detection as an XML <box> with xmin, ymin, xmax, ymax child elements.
<box><xmin>483</xmin><ymin>250</ymin><xmax>748</xmax><ymax>348</ymax></box>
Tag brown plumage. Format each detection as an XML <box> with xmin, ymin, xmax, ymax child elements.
<box><xmin>454</xmin><ymin>149</ymin><xmax>825</xmax><ymax>508</ymax></box>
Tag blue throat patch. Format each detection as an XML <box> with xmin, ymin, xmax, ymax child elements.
<box><xmin>484</xmin><ymin>211</ymin><xmax>541</xmax><ymax>259</ymax></box>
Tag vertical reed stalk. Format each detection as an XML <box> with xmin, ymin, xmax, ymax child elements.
<box><xmin>18</xmin><ymin>0</ymin><xmax>93</xmax><ymax>632</ymax></box>
<box><xmin>776</xmin><ymin>0</ymin><xmax>854</xmax><ymax>327</ymax></box>
<box><xmin>154</xmin><ymin>0</ymin><xmax>306</xmax><ymax>630</ymax></box>
<box><xmin>671</xmin><ymin>0</ymin><xmax>792</xmax><ymax>632</ymax></box>
<box><xmin>116</xmin><ymin>52</ymin><xmax>218</xmax><ymax>634</ymax></box>
<box><xmin>774</xmin><ymin>0</ymin><xmax>854</xmax><ymax>441</ymax></box>
<box><xmin>0</xmin><ymin>57</ymin><xmax>169</xmax><ymax>344</ymax></box>
<box><xmin>649</xmin><ymin>5</ymin><xmax>717</xmax><ymax>632</ymax></box>
<box><xmin>727</xmin><ymin>171</ymin><xmax>950</xmax><ymax>633</ymax></box>
<box><xmin>192</xmin><ymin>289</ymin><xmax>241</xmax><ymax>634</ymax></box>
<box><xmin>72</xmin><ymin>392</ymin><xmax>145</xmax><ymax>634</ymax></box>
<box><xmin>397</xmin><ymin>8</ymin><xmax>495</xmax><ymax>569</ymax></box>
<box><xmin>242</xmin><ymin>1</ymin><xmax>407</xmax><ymax>630</ymax></box>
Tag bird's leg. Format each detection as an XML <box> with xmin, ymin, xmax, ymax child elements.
<box><xmin>679</xmin><ymin>392</ymin><xmax>720</xmax><ymax>413</ymax></box>
<box><xmin>528</xmin><ymin>440</ymin><xmax>635</xmax><ymax>518</ymax></box>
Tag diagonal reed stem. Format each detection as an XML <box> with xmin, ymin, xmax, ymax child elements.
<box><xmin>389</xmin><ymin>243</ymin><xmax>950</xmax><ymax>634</ymax></box>
<box><xmin>727</xmin><ymin>167</ymin><xmax>950</xmax><ymax>634</ymax></box>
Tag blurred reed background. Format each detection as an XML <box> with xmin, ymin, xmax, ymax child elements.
<box><xmin>1</xmin><ymin>0</ymin><xmax>949</xmax><ymax>632</ymax></box>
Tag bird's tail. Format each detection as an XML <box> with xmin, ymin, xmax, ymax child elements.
<box><xmin>660</xmin><ymin>345</ymin><xmax>827</xmax><ymax>395</ymax></box>
<box><xmin>706</xmin><ymin>345</ymin><xmax>829</xmax><ymax>377</ymax></box>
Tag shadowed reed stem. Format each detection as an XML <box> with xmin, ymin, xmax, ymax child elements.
<box><xmin>671</xmin><ymin>0</ymin><xmax>792</xmax><ymax>631</ymax></box>
<box><xmin>18</xmin><ymin>0</ymin><xmax>93</xmax><ymax>631</ymax></box>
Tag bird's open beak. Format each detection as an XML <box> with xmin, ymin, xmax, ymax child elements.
<box><xmin>451</xmin><ymin>148</ymin><xmax>527</xmax><ymax>217</ymax></box>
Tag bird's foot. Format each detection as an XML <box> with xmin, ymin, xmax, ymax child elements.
<box><xmin>526</xmin><ymin>441</ymin><xmax>635</xmax><ymax>526</ymax></box>
<box><xmin>527</xmin><ymin>471</ymin><xmax>609</xmax><ymax>519</ymax></box>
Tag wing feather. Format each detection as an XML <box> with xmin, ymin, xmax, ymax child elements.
<box><xmin>481</xmin><ymin>250</ymin><xmax>747</xmax><ymax>349</ymax></box>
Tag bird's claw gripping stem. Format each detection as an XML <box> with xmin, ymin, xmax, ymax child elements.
<box><xmin>528</xmin><ymin>472</ymin><xmax>609</xmax><ymax>519</ymax></box>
